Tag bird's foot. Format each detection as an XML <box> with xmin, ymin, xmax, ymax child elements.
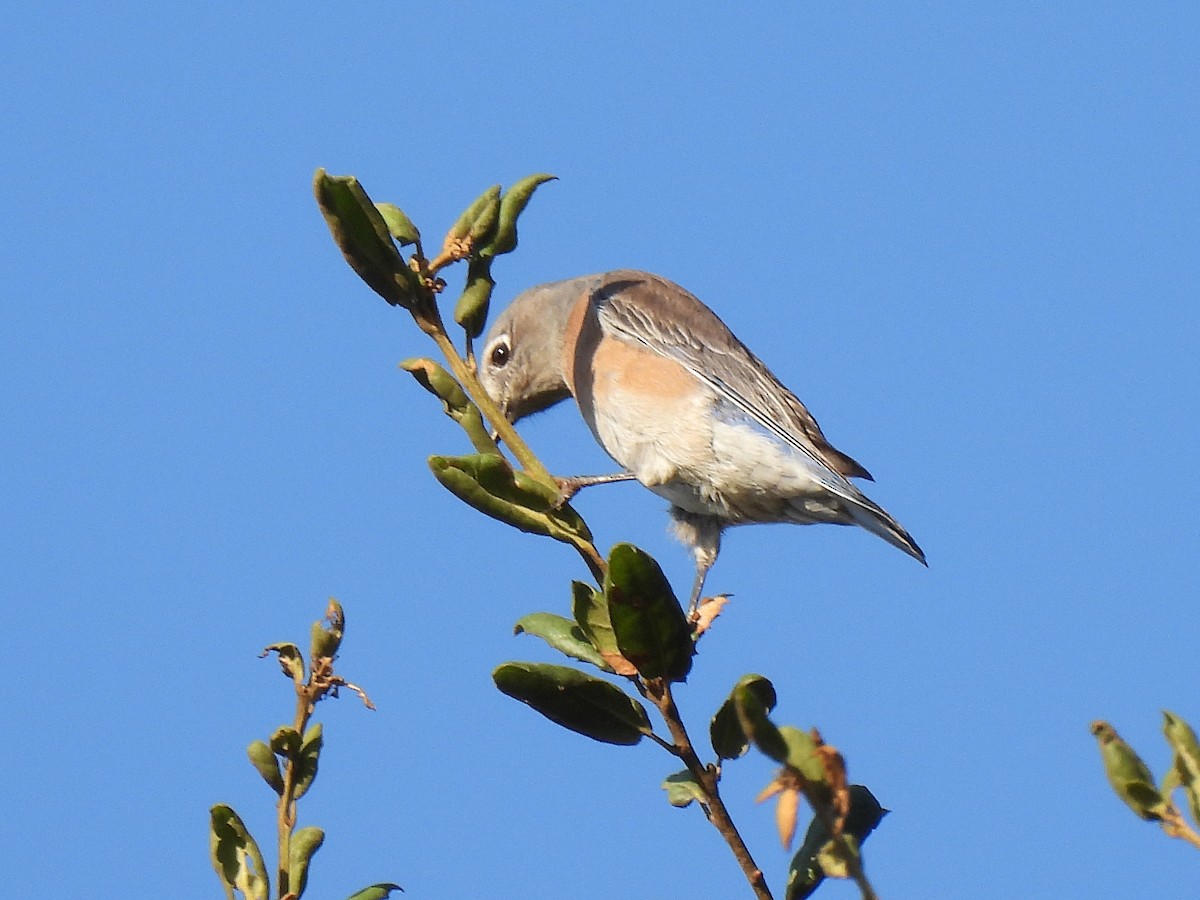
<box><xmin>553</xmin><ymin>471</ymin><xmax>637</xmax><ymax>508</ymax></box>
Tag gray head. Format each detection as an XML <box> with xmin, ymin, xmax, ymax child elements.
<box><xmin>480</xmin><ymin>275</ymin><xmax>603</xmax><ymax>422</ymax></box>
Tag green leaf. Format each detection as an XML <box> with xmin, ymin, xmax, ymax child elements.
<box><xmin>375</xmin><ymin>203</ymin><xmax>420</xmax><ymax>247</ymax></box>
<box><xmin>448</xmin><ymin>184</ymin><xmax>501</xmax><ymax>243</ymax></box>
<box><xmin>261</xmin><ymin>642</ymin><xmax>305</xmax><ymax>684</ymax></box>
<box><xmin>481</xmin><ymin>174</ymin><xmax>557</xmax><ymax>258</ymax></box>
<box><xmin>289</xmin><ymin>825</ymin><xmax>325</xmax><ymax>898</ymax></box>
<box><xmin>779</xmin><ymin>726</ymin><xmax>828</xmax><ymax>787</ymax></box>
<box><xmin>344</xmin><ymin>885</ymin><xmax>404</xmax><ymax>900</ymax></box>
<box><xmin>571</xmin><ymin>580</ymin><xmax>636</xmax><ymax>676</ymax></box>
<box><xmin>786</xmin><ymin>785</ymin><xmax>887</xmax><ymax>900</ymax></box>
<box><xmin>399</xmin><ymin>358</ymin><xmax>496</xmax><ymax>455</ymax></box>
<box><xmin>735</xmin><ymin>679</ymin><xmax>788</xmax><ymax>763</ymax></box>
<box><xmin>269</xmin><ymin>726</ymin><xmax>301</xmax><ymax>757</ymax></box>
<box><xmin>310</xmin><ymin>598</ymin><xmax>344</xmax><ymax>661</ymax></box>
<box><xmin>454</xmin><ymin>255</ymin><xmax>495</xmax><ymax>339</ymax></box>
<box><xmin>210</xmin><ymin>804</ymin><xmax>269</xmax><ymax>900</ymax></box>
<box><xmin>1164</xmin><ymin>710</ymin><xmax>1200</xmax><ymax>781</ymax></box>
<box><xmin>247</xmin><ymin>741</ymin><xmax>284</xmax><ymax>795</ymax></box>
<box><xmin>428</xmin><ymin>453</ymin><xmax>592</xmax><ymax>545</ymax></box>
<box><xmin>604</xmin><ymin>543</ymin><xmax>693</xmax><ymax>682</ymax></box>
<box><xmin>493</xmin><ymin>662</ymin><xmax>650</xmax><ymax>745</ymax></box>
<box><xmin>313</xmin><ymin>170</ymin><xmax>414</xmax><ymax>308</ymax></box>
<box><xmin>294</xmin><ymin>722</ymin><xmax>323</xmax><ymax>801</ymax></box>
<box><xmin>711</xmin><ymin>674</ymin><xmax>777</xmax><ymax>760</ymax></box>
<box><xmin>514</xmin><ymin>612</ymin><xmax>611</xmax><ymax>671</ymax></box>
<box><xmin>1091</xmin><ymin>720</ymin><xmax>1166</xmax><ymax>821</ymax></box>
<box><xmin>662</xmin><ymin>770</ymin><xmax>708</xmax><ymax>809</ymax></box>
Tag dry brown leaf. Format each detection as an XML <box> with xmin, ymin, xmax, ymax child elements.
<box><xmin>692</xmin><ymin>594</ymin><xmax>731</xmax><ymax>636</ymax></box>
<box><xmin>599</xmin><ymin>650</ymin><xmax>639</xmax><ymax>677</ymax></box>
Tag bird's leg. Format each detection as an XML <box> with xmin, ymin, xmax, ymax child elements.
<box><xmin>687</xmin><ymin>559</ymin><xmax>714</xmax><ymax>617</ymax></box>
<box><xmin>554</xmin><ymin>471</ymin><xmax>637</xmax><ymax>508</ymax></box>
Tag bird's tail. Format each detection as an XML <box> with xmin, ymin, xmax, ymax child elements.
<box><xmin>844</xmin><ymin>495</ymin><xmax>927</xmax><ymax>566</ymax></box>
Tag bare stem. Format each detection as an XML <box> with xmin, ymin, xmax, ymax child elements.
<box><xmin>409</xmin><ymin>296</ymin><xmax>553</xmax><ymax>484</ymax></box>
<box><xmin>650</xmin><ymin>681</ymin><xmax>773</xmax><ymax>900</ymax></box>
<box><xmin>405</xmin><ymin>283</ymin><xmax>607</xmax><ymax>583</ymax></box>
<box><xmin>276</xmin><ymin>689</ymin><xmax>314</xmax><ymax>899</ymax></box>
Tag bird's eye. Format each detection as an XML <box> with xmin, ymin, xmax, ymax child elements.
<box><xmin>490</xmin><ymin>340</ymin><xmax>511</xmax><ymax>368</ymax></box>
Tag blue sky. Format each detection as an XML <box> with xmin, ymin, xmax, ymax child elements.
<box><xmin>5</xmin><ymin>4</ymin><xmax>1199</xmax><ymax>898</ymax></box>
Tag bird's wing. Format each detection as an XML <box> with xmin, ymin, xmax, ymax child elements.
<box><xmin>592</xmin><ymin>271</ymin><xmax>874</xmax><ymax>486</ymax></box>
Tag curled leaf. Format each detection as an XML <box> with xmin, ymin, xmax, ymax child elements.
<box><xmin>399</xmin><ymin>358</ymin><xmax>496</xmax><ymax>455</ymax></box>
<box><xmin>662</xmin><ymin>770</ymin><xmax>708</xmax><ymax>809</ymax></box>
<box><xmin>310</xmin><ymin>598</ymin><xmax>344</xmax><ymax>661</ymax></box>
<box><xmin>711</xmin><ymin>674</ymin><xmax>777</xmax><ymax>761</ymax></box>
<box><xmin>289</xmin><ymin>825</ymin><xmax>325</xmax><ymax>898</ymax></box>
<box><xmin>428</xmin><ymin>453</ymin><xmax>592</xmax><ymax>545</ymax></box>
<box><xmin>375</xmin><ymin>203</ymin><xmax>421</xmax><ymax>247</ymax></box>
<box><xmin>261</xmin><ymin>643</ymin><xmax>305</xmax><ymax>684</ymax></box>
<box><xmin>294</xmin><ymin>723</ymin><xmax>324</xmax><ymax>801</ymax></box>
<box><xmin>269</xmin><ymin>726</ymin><xmax>301</xmax><ymax>757</ymax></box>
<box><xmin>454</xmin><ymin>255</ymin><xmax>495</xmax><ymax>340</ymax></box>
<box><xmin>735</xmin><ymin>679</ymin><xmax>788</xmax><ymax>763</ymax></box>
<box><xmin>313</xmin><ymin>170</ymin><xmax>415</xmax><ymax>308</ymax></box>
<box><xmin>481</xmin><ymin>174</ymin><xmax>557</xmax><ymax>258</ymax></box>
<box><xmin>210</xmin><ymin>804</ymin><xmax>269</xmax><ymax>900</ymax></box>
<box><xmin>247</xmin><ymin>741</ymin><xmax>284</xmax><ymax>795</ymax></box>
<box><xmin>344</xmin><ymin>884</ymin><xmax>404</xmax><ymax>900</ymax></box>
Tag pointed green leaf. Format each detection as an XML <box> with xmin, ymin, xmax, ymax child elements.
<box><xmin>493</xmin><ymin>662</ymin><xmax>650</xmax><ymax>745</ymax></box>
<box><xmin>481</xmin><ymin>174</ymin><xmax>557</xmax><ymax>258</ymax></box>
<box><xmin>711</xmin><ymin>674</ymin><xmax>777</xmax><ymax>760</ymax></box>
<box><xmin>375</xmin><ymin>203</ymin><xmax>421</xmax><ymax>247</ymax></box>
<box><xmin>454</xmin><ymin>255</ymin><xmax>495</xmax><ymax>339</ymax></box>
<box><xmin>514</xmin><ymin>612</ymin><xmax>611</xmax><ymax>671</ymax></box>
<box><xmin>1091</xmin><ymin>720</ymin><xmax>1166</xmax><ymax>821</ymax></box>
<box><xmin>399</xmin><ymin>359</ymin><xmax>496</xmax><ymax>455</ymax></box>
<box><xmin>210</xmin><ymin>804</ymin><xmax>269</xmax><ymax>900</ymax></box>
<box><xmin>786</xmin><ymin>785</ymin><xmax>887</xmax><ymax>900</ymax></box>
<box><xmin>289</xmin><ymin>825</ymin><xmax>325</xmax><ymax>898</ymax></box>
<box><xmin>604</xmin><ymin>543</ymin><xmax>693</xmax><ymax>682</ymax></box>
<box><xmin>313</xmin><ymin>170</ymin><xmax>414</xmax><ymax>308</ymax></box>
<box><xmin>344</xmin><ymin>885</ymin><xmax>404</xmax><ymax>900</ymax></box>
<box><xmin>662</xmin><ymin>770</ymin><xmax>708</xmax><ymax>809</ymax></box>
<box><xmin>261</xmin><ymin>642</ymin><xmax>305</xmax><ymax>684</ymax></box>
<box><xmin>735</xmin><ymin>679</ymin><xmax>788</xmax><ymax>763</ymax></box>
<box><xmin>428</xmin><ymin>453</ymin><xmax>592</xmax><ymax>545</ymax></box>
<box><xmin>247</xmin><ymin>741</ymin><xmax>284</xmax><ymax>795</ymax></box>
<box><xmin>294</xmin><ymin>722</ymin><xmax>323</xmax><ymax>801</ymax></box>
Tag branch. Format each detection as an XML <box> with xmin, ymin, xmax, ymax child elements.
<box><xmin>650</xmin><ymin>681</ymin><xmax>773</xmax><ymax>900</ymax></box>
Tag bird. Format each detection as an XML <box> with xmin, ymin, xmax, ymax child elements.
<box><xmin>479</xmin><ymin>270</ymin><xmax>925</xmax><ymax>609</ymax></box>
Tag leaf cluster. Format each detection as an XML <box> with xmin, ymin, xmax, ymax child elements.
<box><xmin>1092</xmin><ymin>712</ymin><xmax>1200</xmax><ymax>851</ymax></box>
<box><xmin>210</xmin><ymin>601</ymin><xmax>394</xmax><ymax>900</ymax></box>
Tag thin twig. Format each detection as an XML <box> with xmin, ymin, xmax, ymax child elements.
<box><xmin>1163</xmin><ymin>806</ymin><xmax>1200</xmax><ymax>850</ymax></box>
<box><xmin>651</xmin><ymin>681</ymin><xmax>773</xmax><ymax>900</ymax></box>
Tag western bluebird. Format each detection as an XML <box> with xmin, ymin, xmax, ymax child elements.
<box><xmin>480</xmin><ymin>270</ymin><xmax>925</xmax><ymax>608</ymax></box>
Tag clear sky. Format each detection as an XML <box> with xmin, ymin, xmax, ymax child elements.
<box><xmin>4</xmin><ymin>4</ymin><xmax>1199</xmax><ymax>898</ymax></box>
